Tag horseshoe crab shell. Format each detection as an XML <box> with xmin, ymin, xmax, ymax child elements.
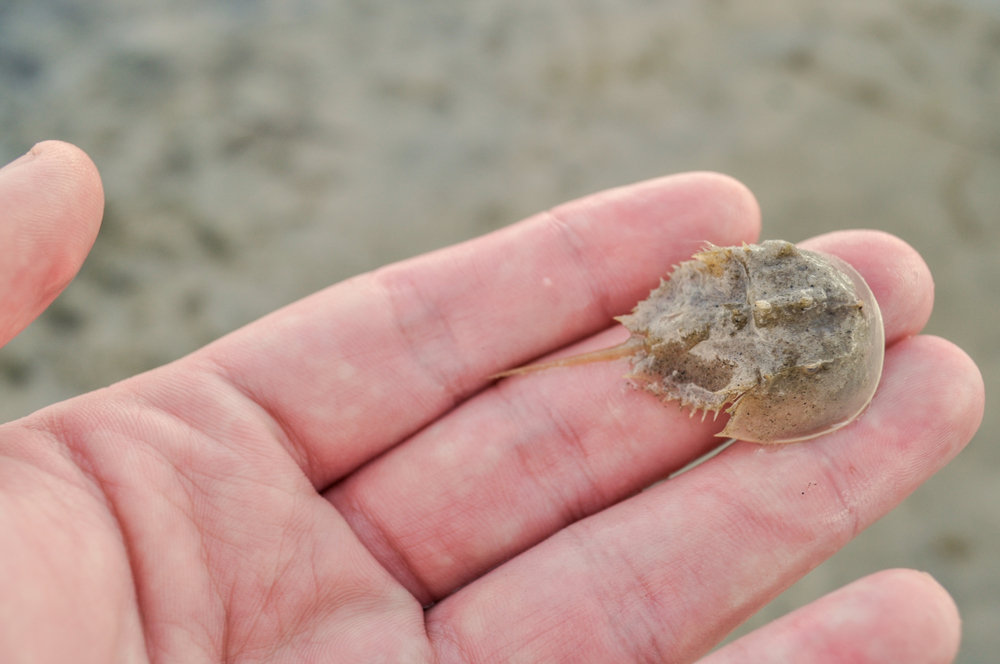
<box><xmin>495</xmin><ymin>240</ymin><xmax>885</xmax><ymax>444</ymax></box>
<box><xmin>618</xmin><ymin>240</ymin><xmax>884</xmax><ymax>443</ymax></box>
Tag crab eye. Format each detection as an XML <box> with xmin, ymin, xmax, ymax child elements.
<box><xmin>802</xmin><ymin>362</ymin><xmax>824</xmax><ymax>375</ymax></box>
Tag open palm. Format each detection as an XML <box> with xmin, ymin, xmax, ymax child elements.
<box><xmin>1</xmin><ymin>142</ymin><xmax>983</xmax><ymax>663</ymax></box>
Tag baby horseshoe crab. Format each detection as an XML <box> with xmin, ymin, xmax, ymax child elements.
<box><xmin>493</xmin><ymin>240</ymin><xmax>885</xmax><ymax>444</ymax></box>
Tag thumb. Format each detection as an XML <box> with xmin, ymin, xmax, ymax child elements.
<box><xmin>0</xmin><ymin>141</ymin><xmax>103</xmax><ymax>347</ymax></box>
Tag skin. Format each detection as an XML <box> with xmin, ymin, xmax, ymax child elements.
<box><xmin>0</xmin><ymin>140</ymin><xmax>984</xmax><ymax>663</ymax></box>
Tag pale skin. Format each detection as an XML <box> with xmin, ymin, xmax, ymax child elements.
<box><xmin>0</xmin><ymin>141</ymin><xmax>985</xmax><ymax>663</ymax></box>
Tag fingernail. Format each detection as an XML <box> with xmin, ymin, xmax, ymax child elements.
<box><xmin>0</xmin><ymin>147</ymin><xmax>38</xmax><ymax>172</ymax></box>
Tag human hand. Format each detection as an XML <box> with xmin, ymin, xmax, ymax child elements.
<box><xmin>0</xmin><ymin>142</ymin><xmax>983</xmax><ymax>663</ymax></box>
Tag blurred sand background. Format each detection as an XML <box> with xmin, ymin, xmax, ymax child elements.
<box><xmin>1</xmin><ymin>0</ymin><xmax>997</xmax><ymax>659</ymax></box>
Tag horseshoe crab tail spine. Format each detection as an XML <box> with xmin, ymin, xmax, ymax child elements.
<box><xmin>490</xmin><ymin>337</ymin><xmax>645</xmax><ymax>380</ymax></box>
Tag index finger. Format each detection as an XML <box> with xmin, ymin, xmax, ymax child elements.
<box><xmin>195</xmin><ymin>173</ymin><xmax>761</xmax><ymax>485</ymax></box>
